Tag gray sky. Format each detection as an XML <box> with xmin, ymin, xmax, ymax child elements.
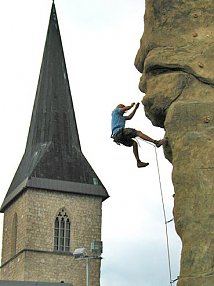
<box><xmin>0</xmin><ymin>1</ymin><xmax>181</xmax><ymax>285</ymax></box>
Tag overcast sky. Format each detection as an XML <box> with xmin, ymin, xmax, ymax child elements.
<box><xmin>0</xmin><ymin>1</ymin><xmax>181</xmax><ymax>285</ymax></box>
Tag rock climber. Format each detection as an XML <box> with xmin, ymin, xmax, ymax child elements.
<box><xmin>111</xmin><ymin>102</ymin><xmax>163</xmax><ymax>168</ymax></box>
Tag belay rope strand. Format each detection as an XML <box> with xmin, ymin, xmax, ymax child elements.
<box><xmin>139</xmin><ymin>139</ymin><xmax>179</xmax><ymax>285</ymax></box>
<box><xmin>154</xmin><ymin>144</ymin><xmax>173</xmax><ymax>285</ymax></box>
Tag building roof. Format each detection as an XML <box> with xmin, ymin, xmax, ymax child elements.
<box><xmin>0</xmin><ymin>282</ymin><xmax>72</xmax><ymax>286</ymax></box>
<box><xmin>1</xmin><ymin>3</ymin><xmax>109</xmax><ymax>212</ymax></box>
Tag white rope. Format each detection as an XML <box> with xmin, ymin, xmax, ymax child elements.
<box><xmin>139</xmin><ymin>139</ymin><xmax>178</xmax><ymax>285</ymax></box>
<box><xmin>154</xmin><ymin>144</ymin><xmax>173</xmax><ymax>285</ymax></box>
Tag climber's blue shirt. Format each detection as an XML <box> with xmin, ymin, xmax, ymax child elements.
<box><xmin>111</xmin><ymin>107</ymin><xmax>125</xmax><ymax>135</ymax></box>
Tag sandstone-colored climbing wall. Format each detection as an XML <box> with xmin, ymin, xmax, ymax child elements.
<box><xmin>135</xmin><ymin>1</ymin><xmax>214</xmax><ymax>285</ymax></box>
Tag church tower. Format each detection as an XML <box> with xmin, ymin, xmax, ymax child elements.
<box><xmin>0</xmin><ymin>3</ymin><xmax>109</xmax><ymax>286</ymax></box>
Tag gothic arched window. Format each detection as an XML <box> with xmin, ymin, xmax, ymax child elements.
<box><xmin>54</xmin><ymin>209</ymin><xmax>70</xmax><ymax>252</ymax></box>
<box><xmin>11</xmin><ymin>213</ymin><xmax>18</xmax><ymax>256</ymax></box>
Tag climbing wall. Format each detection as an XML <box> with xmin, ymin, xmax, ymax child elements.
<box><xmin>135</xmin><ymin>1</ymin><xmax>214</xmax><ymax>285</ymax></box>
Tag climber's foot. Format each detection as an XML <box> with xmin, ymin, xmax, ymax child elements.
<box><xmin>154</xmin><ymin>139</ymin><xmax>164</xmax><ymax>148</ymax></box>
<box><xmin>137</xmin><ymin>161</ymin><xmax>149</xmax><ymax>168</ymax></box>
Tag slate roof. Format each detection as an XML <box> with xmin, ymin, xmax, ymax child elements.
<box><xmin>1</xmin><ymin>3</ymin><xmax>109</xmax><ymax>212</ymax></box>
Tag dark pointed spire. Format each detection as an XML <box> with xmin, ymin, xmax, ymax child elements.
<box><xmin>1</xmin><ymin>3</ymin><xmax>108</xmax><ymax>211</ymax></box>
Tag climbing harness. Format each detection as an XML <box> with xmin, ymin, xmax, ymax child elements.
<box><xmin>111</xmin><ymin>128</ymin><xmax>137</xmax><ymax>147</ymax></box>
<box><xmin>140</xmin><ymin>139</ymin><xmax>179</xmax><ymax>285</ymax></box>
<box><xmin>111</xmin><ymin>129</ymin><xmax>124</xmax><ymax>145</ymax></box>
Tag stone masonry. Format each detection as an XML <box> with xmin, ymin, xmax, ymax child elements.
<box><xmin>1</xmin><ymin>189</ymin><xmax>103</xmax><ymax>286</ymax></box>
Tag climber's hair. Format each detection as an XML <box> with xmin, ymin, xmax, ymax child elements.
<box><xmin>117</xmin><ymin>104</ymin><xmax>125</xmax><ymax>108</ymax></box>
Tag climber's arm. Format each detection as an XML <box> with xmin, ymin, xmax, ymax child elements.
<box><xmin>120</xmin><ymin>102</ymin><xmax>135</xmax><ymax>113</ymax></box>
<box><xmin>124</xmin><ymin>102</ymin><xmax>140</xmax><ymax>120</ymax></box>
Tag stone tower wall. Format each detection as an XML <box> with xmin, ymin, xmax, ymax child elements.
<box><xmin>0</xmin><ymin>189</ymin><xmax>103</xmax><ymax>286</ymax></box>
<box><xmin>1</xmin><ymin>192</ymin><xmax>28</xmax><ymax>264</ymax></box>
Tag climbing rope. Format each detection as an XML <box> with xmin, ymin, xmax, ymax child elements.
<box><xmin>154</xmin><ymin>144</ymin><xmax>173</xmax><ymax>285</ymax></box>
<box><xmin>139</xmin><ymin>139</ymin><xmax>178</xmax><ymax>285</ymax></box>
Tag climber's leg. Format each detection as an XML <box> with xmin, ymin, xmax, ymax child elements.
<box><xmin>136</xmin><ymin>130</ymin><xmax>163</xmax><ymax>148</ymax></box>
<box><xmin>132</xmin><ymin>140</ymin><xmax>149</xmax><ymax>168</ymax></box>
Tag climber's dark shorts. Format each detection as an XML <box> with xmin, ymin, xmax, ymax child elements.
<box><xmin>112</xmin><ymin>128</ymin><xmax>138</xmax><ymax>147</ymax></box>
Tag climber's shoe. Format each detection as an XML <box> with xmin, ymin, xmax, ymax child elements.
<box><xmin>137</xmin><ymin>161</ymin><xmax>149</xmax><ymax>168</ymax></box>
<box><xmin>154</xmin><ymin>139</ymin><xmax>164</xmax><ymax>148</ymax></box>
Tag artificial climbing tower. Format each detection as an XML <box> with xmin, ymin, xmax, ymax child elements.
<box><xmin>135</xmin><ymin>1</ymin><xmax>214</xmax><ymax>285</ymax></box>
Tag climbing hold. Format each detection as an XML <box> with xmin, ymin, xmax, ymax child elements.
<box><xmin>198</xmin><ymin>62</ymin><xmax>204</xmax><ymax>68</ymax></box>
<box><xmin>203</xmin><ymin>116</ymin><xmax>210</xmax><ymax>123</ymax></box>
<box><xmin>193</xmin><ymin>13</ymin><xmax>198</xmax><ymax>18</ymax></box>
<box><xmin>192</xmin><ymin>32</ymin><xmax>198</xmax><ymax>37</ymax></box>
